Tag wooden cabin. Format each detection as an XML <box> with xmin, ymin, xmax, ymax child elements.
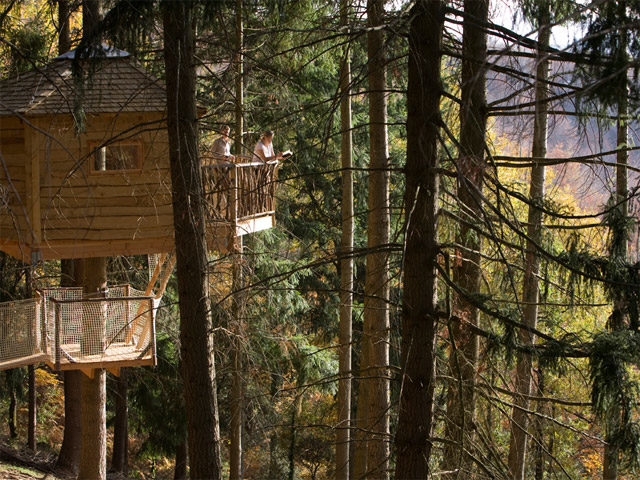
<box><xmin>0</xmin><ymin>47</ymin><xmax>278</xmax><ymax>263</ymax></box>
<box><xmin>0</xmin><ymin>47</ymin><xmax>278</xmax><ymax>372</ymax></box>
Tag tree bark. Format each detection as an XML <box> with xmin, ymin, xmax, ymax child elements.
<box><xmin>230</xmin><ymin>239</ymin><xmax>244</xmax><ymax>480</ymax></box>
<box><xmin>234</xmin><ymin>0</ymin><xmax>243</xmax><ymax>156</ymax></box>
<box><xmin>229</xmin><ymin>2</ymin><xmax>245</xmax><ymax>476</ymax></box>
<box><xmin>79</xmin><ymin>370</ymin><xmax>106</xmax><ymax>480</ymax></box>
<box><xmin>603</xmin><ymin>27</ymin><xmax>629</xmax><ymax>480</ymax></box>
<box><xmin>56</xmin><ymin>259</ymin><xmax>82</xmax><ymax>473</ymax></box>
<box><xmin>57</xmin><ymin>0</ymin><xmax>71</xmax><ymax>54</ymax></box>
<box><xmin>78</xmin><ymin>257</ymin><xmax>107</xmax><ymax>480</ymax></box>
<box><xmin>336</xmin><ymin>0</ymin><xmax>353</xmax><ymax>478</ymax></box>
<box><xmin>82</xmin><ymin>0</ymin><xmax>100</xmax><ymax>40</ymax></box>
<box><xmin>268</xmin><ymin>373</ymin><xmax>285</xmax><ymax>479</ymax></box>
<box><xmin>394</xmin><ymin>1</ymin><xmax>444</xmax><ymax>477</ymax></box>
<box><xmin>174</xmin><ymin>441</ymin><xmax>188</xmax><ymax>480</ymax></box>
<box><xmin>162</xmin><ymin>2</ymin><xmax>222</xmax><ymax>479</ymax></box>
<box><xmin>534</xmin><ymin>369</ymin><xmax>546</xmax><ymax>480</ymax></box>
<box><xmin>508</xmin><ymin>4</ymin><xmax>551</xmax><ymax>478</ymax></box>
<box><xmin>76</xmin><ymin>14</ymin><xmax>106</xmax><ymax>476</ymax></box>
<box><xmin>55</xmin><ymin>5</ymin><xmax>82</xmax><ymax>470</ymax></box>
<box><xmin>442</xmin><ymin>0</ymin><xmax>488</xmax><ymax>476</ymax></box>
<box><xmin>56</xmin><ymin>369</ymin><xmax>82</xmax><ymax>472</ymax></box>
<box><xmin>355</xmin><ymin>0</ymin><xmax>391</xmax><ymax>477</ymax></box>
<box><xmin>7</xmin><ymin>372</ymin><xmax>17</xmax><ymax>439</ymax></box>
<box><xmin>26</xmin><ymin>267</ymin><xmax>36</xmax><ymax>451</ymax></box>
<box><xmin>27</xmin><ymin>366</ymin><xmax>36</xmax><ymax>450</ymax></box>
<box><xmin>110</xmin><ymin>370</ymin><xmax>129</xmax><ymax>476</ymax></box>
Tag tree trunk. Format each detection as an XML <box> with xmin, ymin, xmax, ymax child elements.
<box><xmin>58</xmin><ymin>0</ymin><xmax>71</xmax><ymax>54</ymax></box>
<box><xmin>174</xmin><ymin>441</ymin><xmax>188</xmax><ymax>480</ymax></box>
<box><xmin>79</xmin><ymin>371</ymin><xmax>106</xmax><ymax>480</ymax></box>
<box><xmin>56</xmin><ymin>370</ymin><xmax>82</xmax><ymax>472</ymax></box>
<box><xmin>27</xmin><ymin>365</ymin><xmax>36</xmax><ymax>450</ymax></box>
<box><xmin>7</xmin><ymin>372</ymin><xmax>17</xmax><ymax>439</ymax></box>
<box><xmin>603</xmin><ymin>47</ymin><xmax>629</xmax><ymax>480</ymax></box>
<box><xmin>55</xmin><ymin>5</ymin><xmax>82</xmax><ymax>470</ymax></box>
<box><xmin>230</xmin><ymin>239</ymin><xmax>244</xmax><ymax>480</ymax></box>
<box><xmin>534</xmin><ymin>369</ymin><xmax>546</xmax><ymax>480</ymax></box>
<box><xmin>76</xmin><ymin>24</ymin><xmax>107</xmax><ymax>480</ymax></box>
<box><xmin>394</xmin><ymin>1</ymin><xmax>444</xmax><ymax>477</ymax></box>
<box><xmin>336</xmin><ymin>0</ymin><xmax>353</xmax><ymax>478</ymax></box>
<box><xmin>229</xmin><ymin>4</ymin><xmax>245</xmax><ymax>476</ymax></box>
<box><xmin>110</xmin><ymin>370</ymin><xmax>129</xmax><ymax>476</ymax></box>
<box><xmin>56</xmin><ymin>259</ymin><xmax>83</xmax><ymax>473</ymax></box>
<box><xmin>78</xmin><ymin>257</ymin><xmax>107</xmax><ymax>480</ymax></box>
<box><xmin>288</xmin><ymin>406</ymin><xmax>297</xmax><ymax>480</ymax></box>
<box><xmin>268</xmin><ymin>373</ymin><xmax>285</xmax><ymax>479</ymax></box>
<box><xmin>26</xmin><ymin>267</ymin><xmax>36</xmax><ymax>451</ymax></box>
<box><xmin>82</xmin><ymin>0</ymin><xmax>100</xmax><ymax>39</ymax></box>
<box><xmin>234</xmin><ymin>0</ymin><xmax>243</xmax><ymax>156</ymax></box>
<box><xmin>162</xmin><ymin>2</ymin><xmax>222</xmax><ymax>478</ymax></box>
<box><xmin>442</xmin><ymin>0</ymin><xmax>488</xmax><ymax>476</ymax></box>
<box><xmin>355</xmin><ymin>0</ymin><xmax>391</xmax><ymax>477</ymax></box>
<box><xmin>507</xmin><ymin>3</ymin><xmax>551</xmax><ymax>480</ymax></box>
<box><xmin>353</xmin><ymin>344</ymin><xmax>369</xmax><ymax>479</ymax></box>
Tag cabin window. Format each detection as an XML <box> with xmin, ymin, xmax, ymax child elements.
<box><xmin>90</xmin><ymin>141</ymin><xmax>143</xmax><ymax>172</ymax></box>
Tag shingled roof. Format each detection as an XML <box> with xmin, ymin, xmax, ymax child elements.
<box><xmin>0</xmin><ymin>47</ymin><xmax>166</xmax><ymax>117</ymax></box>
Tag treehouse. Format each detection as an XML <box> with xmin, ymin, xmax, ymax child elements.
<box><xmin>0</xmin><ymin>47</ymin><xmax>279</xmax><ymax>372</ymax></box>
<box><xmin>0</xmin><ymin>46</ymin><xmax>278</xmax><ymax>262</ymax></box>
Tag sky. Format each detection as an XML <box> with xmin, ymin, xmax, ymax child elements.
<box><xmin>490</xmin><ymin>0</ymin><xmax>588</xmax><ymax>50</ymax></box>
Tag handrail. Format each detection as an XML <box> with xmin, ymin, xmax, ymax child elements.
<box><xmin>201</xmin><ymin>159</ymin><xmax>279</xmax><ymax>223</ymax></box>
<box><xmin>47</xmin><ymin>295</ymin><xmax>154</xmax><ymax>304</ymax></box>
<box><xmin>202</xmin><ymin>159</ymin><xmax>279</xmax><ymax>169</ymax></box>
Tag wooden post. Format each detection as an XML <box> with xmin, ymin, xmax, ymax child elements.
<box><xmin>232</xmin><ymin>164</ymin><xmax>239</xmax><ymax>230</ymax></box>
<box><xmin>55</xmin><ymin>301</ymin><xmax>62</xmax><ymax>371</ymax></box>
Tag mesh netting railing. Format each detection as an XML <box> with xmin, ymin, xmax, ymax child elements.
<box><xmin>44</xmin><ymin>293</ymin><xmax>158</xmax><ymax>370</ymax></box>
<box><xmin>0</xmin><ymin>286</ymin><xmax>157</xmax><ymax>371</ymax></box>
<box><xmin>0</xmin><ymin>297</ymin><xmax>45</xmax><ymax>370</ymax></box>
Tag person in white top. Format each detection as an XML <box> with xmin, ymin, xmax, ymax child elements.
<box><xmin>253</xmin><ymin>130</ymin><xmax>282</xmax><ymax>162</ymax></box>
<box><xmin>211</xmin><ymin>125</ymin><xmax>235</xmax><ymax>161</ymax></box>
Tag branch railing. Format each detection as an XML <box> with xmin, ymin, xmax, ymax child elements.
<box><xmin>201</xmin><ymin>156</ymin><xmax>279</xmax><ymax>223</ymax></box>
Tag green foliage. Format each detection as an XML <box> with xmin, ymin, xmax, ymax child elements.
<box><xmin>590</xmin><ymin>330</ymin><xmax>640</xmax><ymax>468</ymax></box>
<box><xmin>516</xmin><ymin>0</ymin><xmax>580</xmax><ymax>28</ymax></box>
<box><xmin>603</xmin><ymin>194</ymin><xmax>635</xmax><ymax>262</ymax></box>
<box><xmin>9</xmin><ymin>23</ymin><xmax>48</xmax><ymax>72</ymax></box>
<box><xmin>575</xmin><ymin>0</ymin><xmax>640</xmax><ymax>108</ymax></box>
<box><xmin>127</xmin><ymin>332</ymin><xmax>186</xmax><ymax>459</ymax></box>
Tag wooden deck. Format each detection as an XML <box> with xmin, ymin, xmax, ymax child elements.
<box><xmin>46</xmin><ymin>341</ymin><xmax>155</xmax><ymax>371</ymax></box>
<box><xmin>0</xmin><ymin>353</ymin><xmax>49</xmax><ymax>372</ymax></box>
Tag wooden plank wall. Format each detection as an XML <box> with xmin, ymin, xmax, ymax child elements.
<box><xmin>37</xmin><ymin>112</ymin><xmax>174</xmax><ymax>256</ymax></box>
<box><xmin>0</xmin><ymin>116</ymin><xmax>27</xmax><ymax>247</ymax></box>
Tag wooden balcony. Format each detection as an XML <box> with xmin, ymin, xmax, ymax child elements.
<box><xmin>0</xmin><ymin>286</ymin><xmax>156</xmax><ymax>373</ymax></box>
<box><xmin>201</xmin><ymin>157</ymin><xmax>279</xmax><ymax>251</ymax></box>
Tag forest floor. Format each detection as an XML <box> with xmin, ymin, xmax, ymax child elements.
<box><xmin>0</xmin><ymin>441</ymin><xmax>133</xmax><ymax>480</ymax></box>
<box><xmin>0</xmin><ymin>442</ymin><xmax>70</xmax><ymax>480</ymax></box>
<box><xmin>0</xmin><ymin>434</ymin><xmax>175</xmax><ymax>480</ymax></box>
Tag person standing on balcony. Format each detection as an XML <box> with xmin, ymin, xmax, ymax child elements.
<box><xmin>253</xmin><ymin>130</ymin><xmax>283</xmax><ymax>162</ymax></box>
<box><xmin>212</xmin><ymin>125</ymin><xmax>235</xmax><ymax>161</ymax></box>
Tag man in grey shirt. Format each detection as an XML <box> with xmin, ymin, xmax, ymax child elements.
<box><xmin>211</xmin><ymin>125</ymin><xmax>235</xmax><ymax>161</ymax></box>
